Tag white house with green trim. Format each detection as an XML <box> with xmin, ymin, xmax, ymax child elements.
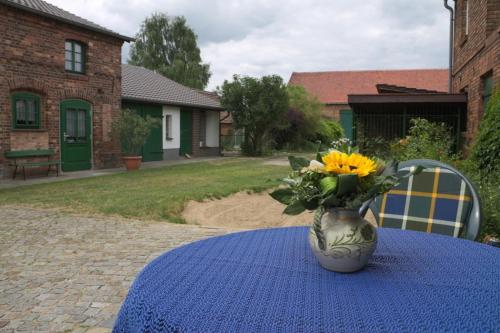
<box><xmin>121</xmin><ymin>64</ymin><xmax>224</xmax><ymax>161</ymax></box>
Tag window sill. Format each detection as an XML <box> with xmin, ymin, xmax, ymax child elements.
<box><xmin>11</xmin><ymin>128</ymin><xmax>47</xmax><ymax>132</ymax></box>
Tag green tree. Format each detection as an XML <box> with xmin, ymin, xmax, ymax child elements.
<box><xmin>129</xmin><ymin>13</ymin><xmax>210</xmax><ymax>89</ymax></box>
<box><xmin>273</xmin><ymin>86</ymin><xmax>343</xmax><ymax>150</ymax></box>
<box><xmin>219</xmin><ymin>75</ymin><xmax>289</xmax><ymax>156</ymax></box>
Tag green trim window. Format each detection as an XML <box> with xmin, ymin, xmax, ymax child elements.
<box><xmin>65</xmin><ymin>40</ymin><xmax>85</xmax><ymax>73</ymax></box>
<box><xmin>482</xmin><ymin>73</ymin><xmax>493</xmax><ymax>114</ymax></box>
<box><xmin>11</xmin><ymin>92</ymin><xmax>41</xmax><ymax>129</ymax></box>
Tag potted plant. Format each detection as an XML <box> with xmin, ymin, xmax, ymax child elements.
<box><xmin>270</xmin><ymin>139</ymin><xmax>422</xmax><ymax>272</ymax></box>
<box><xmin>112</xmin><ymin>109</ymin><xmax>161</xmax><ymax>171</ymax></box>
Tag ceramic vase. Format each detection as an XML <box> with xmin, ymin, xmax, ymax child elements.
<box><xmin>308</xmin><ymin>207</ymin><xmax>377</xmax><ymax>273</ymax></box>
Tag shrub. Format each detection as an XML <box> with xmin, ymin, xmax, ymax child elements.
<box><xmin>316</xmin><ymin>119</ymin><xmax>344</xmax><ymax>145</ymax></box>
<box><xmin>112</xmin><ymin>109</ymin><xmax>161</xmax><ymax>156</ymax></box>
<box><xmin>472</xmin><ymin>89</ymin><xmax>500</xmax><ymax>175</ymax></box>
<box><xmin>358</xmin><ymin>136</ymin><xmax>392</xmax><ymax>160</ymax></box>
<box><xmin>454</xmin><ymin>159</ymin><xmax>500</xmax><ymax>240</ymax></box>
<box><xmin>466</xmin><ymin>88</ymin><xmax>500</xmax><ymax>240</ymax></box>
<box><xmin>272</xmin><ymin>86</ymin><xmax>325</xmax><ymax>150</ymax></box>
<box><xmin>391</xmin><ymin>118</ymin><xmax>456</xmax><ymax>162</ymax></box>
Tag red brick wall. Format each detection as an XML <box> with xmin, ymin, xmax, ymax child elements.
<box><xmin>190</xmin><ymin>109</ymin><xmax>220</xmax><ymax>157</ymax></box>
<box><xmin>452</xmin><ymin>0</ymin><xmax>499</xmax><ymax>143</ymax></box>
<box><xmin>10</xmin><ymin>131</ymin><xmax>49</xmax><ymax>151</ymax></box>
<box><xmin>323</xmin><ymin>104</ymin><xmax>350</xmax><ymax>120</ymax></box>
<box><xmin>0</xmin><ymin>4</ymin><xmax>124</xmax><ymax>175</ymax></box>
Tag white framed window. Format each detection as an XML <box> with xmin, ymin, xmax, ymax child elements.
<box><xmin>165</xmin><ymin>114</ymin><xmax>173</xmax><ymax>140</ymax></box>
<box><xmin>199</xmin><ymin>111</ymin><xmax>207</xmax><ymax>147</ymax></box>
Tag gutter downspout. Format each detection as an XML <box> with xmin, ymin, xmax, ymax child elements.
<box><xmin>444</xmin><ymin>0</ymin><xmax>455</xmax><ymax>93</ymax></box>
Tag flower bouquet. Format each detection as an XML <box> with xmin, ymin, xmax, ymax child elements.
<box><xmin>270</xmin><ymin>140</ymin><xmax>421</xmax><ymax>272</ymax></box>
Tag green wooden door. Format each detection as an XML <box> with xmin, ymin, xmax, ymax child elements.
<box><xmin>60</xmin><ymin>100</ymin><xmax>92</xmax><ymax>171</ymax></box>
<box><xmin>122</xmin><ymin>102</ymin><xmax>163</xmax><ymax>162</ymax></box>
<box><xmin>140</xmin><ymin>104</ymin><xmax>163</xmax><ymax>162</ymax></box>
<box><xmin>340</xmin><ymin>109</ymin><xmax>354</xmax><ymax>142</ymax></box>
<box><xmin>180</xmin><ymin>110</ymin><xmax>192</xmax><ymax>155</ymax></box>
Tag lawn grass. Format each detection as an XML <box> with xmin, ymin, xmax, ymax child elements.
<box><xmin>0</xmin><ymin>158</ymin><xmax>288</xmax><ymax>223</ymax></box>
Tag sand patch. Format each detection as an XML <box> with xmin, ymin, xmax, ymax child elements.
<box><xmin>182</xmin><ymin>191</ymin><xmax>376</xmax><ymax>230</ymax></box>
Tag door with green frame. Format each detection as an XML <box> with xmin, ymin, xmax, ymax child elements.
<box><xmin>180</xmin><ymin>109</ymin><xmax>192</xmax><ymax>155</ymax></box>
<box><xmin>122</xmin><ymin>102</ymin><xmax>163</xmax><ymax>162</ymax></box>
<box><xmin>60</xmin><ymin>100</ymin><xmax>92</xmax><ymax>171</ymax></box>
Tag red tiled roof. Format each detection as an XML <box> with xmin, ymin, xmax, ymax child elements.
<box><xmin>288</xmin><ymin>69</ymin><xmax>449</xmax><ymax>104</ymax></box>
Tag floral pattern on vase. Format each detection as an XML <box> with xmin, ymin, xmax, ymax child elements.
<box><xmin>309</xmin><ymin>207</ymin><xmax>377</xmax><ymax>273</ymax></box>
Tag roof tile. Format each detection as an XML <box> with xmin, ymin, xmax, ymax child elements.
<box><xmin>1</xmin><ymin>0</ymin><xmax>132</xmax><ymax>41</ymax></box>
<box><xmin>289</xmin><ymin>69</ymin><xmax>449</xmax><ymax>104</ymax></box>
<box><xmin>122</xmin><ymin>64</ymin><xmax>223</xmax><ymax>110</ymax></box>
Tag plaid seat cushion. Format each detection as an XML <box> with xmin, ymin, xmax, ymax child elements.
<box><xmin>374</xmin><ymin>167</ymin><xmax>472</xmax><ymax>238</ymax></box>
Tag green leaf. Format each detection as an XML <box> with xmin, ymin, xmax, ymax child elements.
<box><xmin>269</xmin><ymin>188</ymin><xmax>294</xmax><ymax>205</ymax></box>
<box><xmin>398</xmin><ymin>165</ymin><xmax>425</xmax><ymax>179</ymax></box>
<box><xmin>301</xmin><ymin>198</ymin><xmax>319</xmax><ymax>210</ymax></box>
<box><xmin>320</xmin><ymin>176</ymin><xmax>338</xmax><ymax>195</ymax></box>
<box><xmin>336</xmin><ymin>174</ymin><xmax>358</xmax><ymax>196</ymax></box>
<box><xmin>316</xmin><ymin>151</ymin><xmax>327</xmax><ymax>163</ymax></box>
<box><xmin>283</xmin><ymin>200</ymin><xmax>306</xmax><ymax>215</ymax></box>
<box><xmin>315</xmin><ymin>141</ymin><xmax>323</xmax><ymax>161</ymax></box>
<box><xmin>410</xmin><ymin>165</ymin><xmax>424</xmax><ymax>176</ymax></box>
<box><xmin>288</xmin><ymin>156</ymin><xmax>310</xmax><ymax>171</ymax></box>
<box><xmin>282</xmin><ymin>178</ymin><xmax>298</xmax><ymax>186</ymax></box>
<box><xmin>382</xmin><ymin>160</ymin><xmax>398</xmax><ymax>177</ymax></box>
<box><xmin>321</xmin><ymin>193</ymin><xmax>341</xmax><ymax>207</ymax></box>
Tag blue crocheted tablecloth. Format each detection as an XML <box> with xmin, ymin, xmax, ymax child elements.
<box><xmin>113</xmin><ymin>227</ymin><xmax>499</xmax><ymax>333</ymax></box>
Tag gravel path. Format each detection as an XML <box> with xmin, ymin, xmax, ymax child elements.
<box><xmin>0</xmin><ymin>207</ymin><xmax>228</xmax><ymax>332</ymax></box>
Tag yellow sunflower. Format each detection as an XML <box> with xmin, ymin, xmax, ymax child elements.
<box><xmin>321</xmin><ymin>151</ymin><xmax>377</xmax><ymax>177</ymax></box>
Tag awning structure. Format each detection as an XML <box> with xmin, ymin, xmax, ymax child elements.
<box><xmin>347</xmin><ymin>93</ymin><xmax>467</xmax><ymax>149</ymax></box>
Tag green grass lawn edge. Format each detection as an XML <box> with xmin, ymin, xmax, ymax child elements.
<box><xmin>0</xmin><ymin>158</ymin><xmax>289</xmax><ymax>223</ymax></box>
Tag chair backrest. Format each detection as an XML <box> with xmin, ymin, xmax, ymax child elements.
<box><xmin>365</xmin><ymin>159</ymin><xmax>482</xmax><ymax>241</ymax></box>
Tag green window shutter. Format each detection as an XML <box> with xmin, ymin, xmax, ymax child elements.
<box><xmin>11</xmin><ymin>92</ymin><xmax>41</xmax><ymax>129</ymax></box>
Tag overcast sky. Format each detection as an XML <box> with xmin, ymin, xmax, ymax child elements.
<box><xmin>47</xmin><ymin>0</ymin><xmax>451</xmax><ymax>90</ymax></box>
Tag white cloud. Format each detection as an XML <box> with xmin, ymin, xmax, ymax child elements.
<box><xmin>46</xmin><ymin>0</ymin><xmax>451</xmax><ymax>90</ymax></box>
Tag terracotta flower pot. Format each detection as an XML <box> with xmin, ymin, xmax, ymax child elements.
<box><xmin>122</xmin><ymin>156</ymin><xmax>142</xmax><ymax>171</ymax></box>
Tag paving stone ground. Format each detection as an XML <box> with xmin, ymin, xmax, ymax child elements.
<box><xmin>0</xmin><ymin>206</ymin><xmax>228</xmax><ymax>332</ymax></box>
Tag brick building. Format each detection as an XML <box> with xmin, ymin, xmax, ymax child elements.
<box><xmin>0</xmin><ymin>0</ymin><xmax>132</xmax><ymax>174</ymax></box>
<box><xmin>451</xmin><ymin>0</ymin><xmax>499</xmax><ymax>142</ymax></box>
<box><xmin>288</xmin><ymin>69</ymin><xmax>449</xmax><ymax>139</ymax></box>
<box><xmin>0</xmin><ymin>0</ymin><xmax>223</xmax><ymax>177</ymax></box>
<box><xmin>289</xmin><ymin>69</ymin><xmax>449</xmax><ymax>120</ymax></box>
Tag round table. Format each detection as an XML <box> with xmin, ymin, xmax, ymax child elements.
<box><xmin>113</xmin><ymin>227</ymin><xmax>499</xmax><ymax>333</ymax></box>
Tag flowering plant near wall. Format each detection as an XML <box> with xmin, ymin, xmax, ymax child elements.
<box><xmin>270</xmin><ymin>139</ymin><xmax>422</xmax><ymax>214</ymax></box>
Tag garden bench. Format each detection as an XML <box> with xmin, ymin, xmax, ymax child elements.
<box><xmin>4</xmin><ymin>149</ymin><xmax>61</xmax><ymax>180</ymax></box>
